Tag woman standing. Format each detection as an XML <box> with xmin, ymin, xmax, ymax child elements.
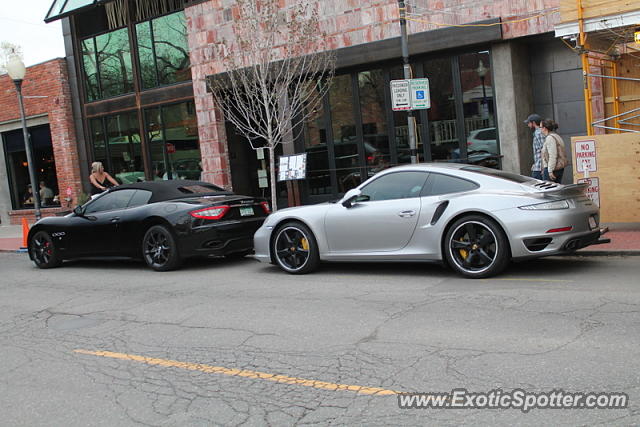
<box><xmin>540</xmin><ymin>119</ymin><xmax>568</xmax><ymax>183</ymax></box>
<box><xmin>89</xmin><ymin>161</ymin><xmax>119</xmax><ymax>195</ymax></box>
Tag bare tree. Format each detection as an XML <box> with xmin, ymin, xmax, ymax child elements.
<box><xmin>207</xmin><ymin>0</ymin><xmax>335</xmax><ymax>211</ymax></box>
<box><xmin>0</xmin><ymin>42</ymin><xmax>23</xmax><ymax>74</ymax></box>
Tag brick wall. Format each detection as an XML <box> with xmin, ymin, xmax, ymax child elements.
<box><xmin>185</xmin><ymin>0</ymin><xmax>561</xmax><ymax>189</ymax></box>
<box><xmin>0</xmin><ymin>59</ymin><xmax>83</xmax><ymax>217</ymax></box>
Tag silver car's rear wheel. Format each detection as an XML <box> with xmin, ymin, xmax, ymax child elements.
<box><xmin>272</xmin><ymin>222</ymin><xmax>319</xmax><ymax>274</ymax></box>
<box><xmin>445</xmin><ymin>216</ymin><xmax>509</xmax><ymax>278</ymax></box>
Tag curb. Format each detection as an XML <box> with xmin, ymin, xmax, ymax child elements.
<box><xmin>0</xmin><ymin>248</ymin><xmax>28</xmax><ymax>254</ymax></box>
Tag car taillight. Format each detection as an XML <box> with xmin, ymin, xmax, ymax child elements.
<box><xmin>367</xmin><ymin>155</ymin><xmax>374</xmax><ymax>163</ymax></box>
<box><xmin>190</xmin><ymin>206</ymin><xmax>230</xmax><ymax>220</ymax></box>
<box><xmin>467</xmin><ymin>141</ymin><xmax>472</xmax><ymax>146</ymax></box>
<box><xmin>260</xmin><ymin>201</ymin><xmax>271</xmax><ymax>214</ymax></box>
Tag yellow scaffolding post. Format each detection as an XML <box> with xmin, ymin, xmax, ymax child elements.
<box><xmin>612</xmin><ymin>60</ymin><xmax>621</xmax><ymax>133</ymax></box>
<box><xmin>578</xmin><ymin>0</ymin><xmax>593</xmax><ymax>135</ymax></box>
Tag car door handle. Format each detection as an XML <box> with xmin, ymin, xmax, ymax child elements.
<box><xmin>398</xmin><ymin>210</ymin><xmax>416</xmax><ymax>218</ymax></box>
<box><xmin>110</xmin><ymin>216</ymin><xmax>120</xmax><ymax>222</ymax></box>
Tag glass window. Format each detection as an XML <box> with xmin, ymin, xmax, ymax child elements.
<box><xmin>358</xmin><ymin>69</ymin><xmax>390</xmax><ymax>175</ymax></box>
<box><xmin>390</xmin><ymin>66</ymin><xmax>423</xmax><ymax>165</ymax></box>
<box><xmin>2</xmin><ymin>125</ymin><xmax>61</xmax><ymax>210</ymax></box>
<box><xmin>458</xmin><ymin>51</ymin><xmax>500</xmax><ymax>169</ymax></box>
<box><xmin>81</xmin><ymin>28</ymin><xmax>134</xmax><ymax>100</ymax></box>
<box><xmin>145</xmin><ymin>101</ymin><xmax>201</xmax><ymax>181</ymax></box>
<box><xmin>89</xmin><ymin>118</ymin><xmax>108</xmax><ymax>169</ymax></box>
<box><xmin>329</xmin><ymin>74</ymin><xmax>359</xmax><ymax>193</ymax></box>
<box><xmin>461</xmin><ymin>166</ymin><xmax>532</xmax><ymax>183</ymax></box>
<box><xmin>423</xmin><ymin>58</ymin><xmax>458</xmax><ymax>163</ymax></box>
<box><xmin>106</xmin><ymin>111</ymin><xmax>143</xmax><ymax>184</ymax></box>
<box><xmin>136</xmin><ymin>11</ymin><xmax>190</xmax><ymax>90</ymax></box>
<box><xmin>424</xmin><ymin>173</ymin><xmax>479</xmax><ymax>196</ymax></box>
<box><xmin>127</xmin><ymin>189</ymin><xmax>152</xmax><ymax>207</ymax></box>
<box><xmin>302</xmin><ymin>82</ymin><xmax>331</xmax><ymax>195</ymax></box>
<box><xmin>361</xmin><ymin>171</ymin><xmax>428</xmax><ymax>201</ymax></box>
<box><xmin>85</xmin><ymin>189</ymin><xmax>137</xmax><ymax>214</ymax></box>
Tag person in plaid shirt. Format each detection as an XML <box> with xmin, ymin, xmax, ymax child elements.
<box><xmin>524</xmin><ymin>114</ymin><xmax>544</xmax><ymax>180</ymax></box>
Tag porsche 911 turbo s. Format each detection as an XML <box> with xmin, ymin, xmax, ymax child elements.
<box><xmin>253</xmin><ymin>164</ymin><xmax>605</xmax><ymax>278</ymax></box>
<box><xmin>28</xmin><ymin>180</ymin><xmax>269</xmax><ymax>271</ymax></box>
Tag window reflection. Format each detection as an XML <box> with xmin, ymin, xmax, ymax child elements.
<box><xmin>329</xmin><ymin>74</ymin><xmax>359</xmax><ymax>193</ymax></box>
<box><xmin>390</xmin><ymin>66</ymin><xmax>423</xmax><ymax>164</ymax></box>
<box><xmin>302</xmin><ymin>82</ymin><xmax>330</xmax><ymax>195</ymax></box>
<box><xmin>106</xmin><ymin>112</ymin><xmax>143</xmax><ymax>183</ymax></box>
<box><xmin>145</xmin><ymin>101</ymin><xmax>201</xmax><ymax>180</ymax></box>
<box><xmin>81</xmin><ymin>28</ymin><xmax>134</xmax><ymax>101</ymax></box>
<box><xmin>423</xmin><ymin>58</ymin><xmax>457</xmax><ymax>162</ymax></box>
<box><xmin>136</xmin><ymin>11</ymin><xmax>191</xmax><ymax>90</ymax></box>
<box><xmin>358</xmin><ymin>69</ymin><xmax>390</xmax><ymax>175</ymax></box>
<box><xmin>89</xmin><ymin>118</ymin><xmax>108</xmax><ymax>168</ymax></box>
<box><xmin>458</xmin><ymin>51</ymin><xmax>500</xmax><ymax>169</ymax></box>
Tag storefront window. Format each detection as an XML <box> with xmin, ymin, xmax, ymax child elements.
<box><xmin>390</xmin><ymin>66</ymin><xmax>424</xmax><ymax>165</ymax></box>
<box><xmin>2</xmin><ymin>125</ymin><xmax>60</xmax><ymax>209</ymax></box>
<box><xmin>136</xmin><ymin>11</ymin><xmax>190</xmax><ymax>90</ymax></box>
<box><xmin>302</xmin><ymin>82</ymin><xmax>331</xmax><ymax>195</ymax></box>
<box><xmin>81</xmin><ymin>27</ymin><xmax>134</xmax><ymax>101</ymax></box>
<box><xmin>458</xmin><ymin>51</ymin><xmax>500</xmax><ymax>168</ymax></box>
<box><xmin>106</xmin><ymin>111</ymin><xmax>143</xmax><ymax>184</ymax></box>
<box><xmin>145</xmin><ymin>101</ymin><xmax>200</xmax><ymax>180</ymax></box>
<box><xmin>358</xmin><ymin>69</ymin><xmax>391</xmax><ymax>175</ymax></box>
<box><xmin>329</xmin><ymin>74</ymin><xmax>359</xmax><ymax>193</ymax></box>
<box><xmin>89</xmin><ymin>117</ymin><xmax>108</xmax><ymax>168</ymax></box>
<box><xmin>423</xmin><ymin>57</ymin><xmax>458</xmax><ymax>162</ymax></box>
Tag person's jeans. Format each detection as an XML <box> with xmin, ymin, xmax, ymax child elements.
<box><xmin>531</xmin><ymin>170</ymin><xmax>543</xmax><ymax>180</ymax></box>
<box><xmin>543</xmin><ymin>168</ymin><xmax>564</xmax><ymax>183</ymax></box>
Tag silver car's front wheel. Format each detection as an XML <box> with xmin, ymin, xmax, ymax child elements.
<box><xmin>444</xmin><ymin>216</ymin><xmax>509</xmax><ymax>278</ymax></box>
<box><xmin>272</xmin><ymin>222</ymin><xmax>319</xmax><ymax>274</ymax></box>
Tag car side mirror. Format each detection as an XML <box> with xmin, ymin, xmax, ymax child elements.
<box><xmin>73</xmin><ymin>205</ymin><xmax>85</xmax><ymax>217</ymax></box>
<box><xmin>341</xmin><ymin>188</ymin><xmax>362</xmax><ymax>208</ymax></box>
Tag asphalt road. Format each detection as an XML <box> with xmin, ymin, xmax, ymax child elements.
<box><xmin>1</xmin><ymin>253</ymin><xmax>639</xmax><ymax>426</ymax></box>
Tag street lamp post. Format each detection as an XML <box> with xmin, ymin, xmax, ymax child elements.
<box><xmin>6</xmin><ymin>54</ymin><xmax>41</xmax><ymax>220</ymax></box>
<box><xmin>476</xmin><ymin>60</ymin><xmax>488</xmax><ymax>119</ymax></box>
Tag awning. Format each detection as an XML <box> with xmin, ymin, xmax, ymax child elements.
<box><xmin>44</xmin><ymin>0</ymin><xmax>115</xmax><ymax>23</ymax></box>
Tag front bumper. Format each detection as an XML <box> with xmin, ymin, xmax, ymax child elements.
<box><xmin>253</xmin><ymin>224</ymin><xmax>273</xmax><ymax>263</ymax></box>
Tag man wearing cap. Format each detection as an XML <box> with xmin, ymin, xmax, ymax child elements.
<box><xmin>524</xmin><ymin>113</ymin><xmax>544</xmax><ymax>180</ymax></box>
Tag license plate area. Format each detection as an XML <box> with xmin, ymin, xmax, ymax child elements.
<box><xmin>588</xmin><ymin>215</ymin><xmax>597</xmax><ymax>230</ymax></box>
<box><xmin>239</xmin><ymin>206</ymin><xmax>254</xmax><ymax>217</ymax></box>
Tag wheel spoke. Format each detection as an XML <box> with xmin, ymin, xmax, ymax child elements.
<box><xmin>451</xmin><ymin>240</ymin><xmax>471</xmax><ymax>249</ymax></box>
<box><xmin>478</xmin><ymin>232</ymin><xmax>494</xmax><ymax>247</ymax></box>
<box><xmin>464</xmin><ymin>223</ymin><xmax>477</xmax><ymax>241</ymax></box>
<box><xmin>477</xmin><ymin>249</ymin><xmax>494</xmax><ymax>265</ymax></box>
<box><xmin>464</xmin><ymin>251</ymin><xmax>478</xmax><ymax>266</ymax></box>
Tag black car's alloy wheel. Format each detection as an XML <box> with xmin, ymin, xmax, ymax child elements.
<box><xmin>29</xmin><ymin>231</ymin><xmax>62</xmax><ymax>269</ymax></box>
<box><xmin>142</xmin><ymin>225</ymin><xmax>181</xmax><ymax>271</ymax></box>
<box><xmin>272</xmin><ymin>222</ymin><xmax>319</xmax><ymax>274</ymax></box>
<box><xmin>444</xmin><ymin>215</ymin><xmax>509</xmax><ymax>278</ymax></box>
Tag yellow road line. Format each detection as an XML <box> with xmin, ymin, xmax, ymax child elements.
<box><xmin>74</xmin><ymin>349</ymin><xmax>398</xmax><ymax>396</ymax></box>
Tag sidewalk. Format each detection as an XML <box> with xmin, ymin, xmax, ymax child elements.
<box><xmin>1</xmin><ymin>224</ymin><xmax>638</xmax><ymax>255</ymax></box>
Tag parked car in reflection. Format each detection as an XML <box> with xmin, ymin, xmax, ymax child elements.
<box><xmin>254</xmin><ymin>163</ymin><xmax>603</xmax><ymax>278</ymax></box>
<box><xmin>28</xmin><ymin>180</ymin><xmax>269</xmax><ymax>271</ymax></box>
<box><xmin>467</xmin><ymin>127</ymin><xmax>498</xmax><ymax>154</ymax></box>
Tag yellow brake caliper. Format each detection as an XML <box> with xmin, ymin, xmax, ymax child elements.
<box><xmin>301</xmin><ymin>237</ymin><xmax>309</xmax><ymax>251</ymax></box>
<box><xmin>459</xmin><ymin>239</ymin><xmax>468</xmax><ymax>259</ymax></box>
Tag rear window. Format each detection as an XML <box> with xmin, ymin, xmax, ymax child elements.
<box><xmin>477</xmin><ymin>129</ymin><xmax>496</xmax><ymax>140</ymax></box>
<box><xmin>178</xmin><ymin>184</ymin><xmax>226</xmax><ymax>194</ymax></box>
<box><xmin>461</xmin><ymin>166</ymin><xmax>532</xmax><ymax>183</ymax></box>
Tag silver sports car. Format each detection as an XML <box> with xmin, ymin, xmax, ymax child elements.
<box><xmin>253</xmin><ymin>164</ymin><xmax>603</xmax><ymax>278</ymax></box>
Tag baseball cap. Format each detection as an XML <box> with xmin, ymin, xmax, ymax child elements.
<box><xmin>524</xmin><ymin>114</ymin><xmax>542</xmax><ymax>124</ymax></box>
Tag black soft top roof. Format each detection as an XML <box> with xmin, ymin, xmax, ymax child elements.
<box><xmin>112</xmin><ymin>180</ymin><xmax>231</xmax><ymax>203</ymax></box>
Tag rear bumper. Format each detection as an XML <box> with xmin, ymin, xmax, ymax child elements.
<box><xmin>179</xmin><ymin>218</ymin><xmax>265</xmax><ymax>258</ymax></box>
<box><xmin>253</xmin><ymin>225</ymin><xmax>273</xmax><ymax>263</ymax></box>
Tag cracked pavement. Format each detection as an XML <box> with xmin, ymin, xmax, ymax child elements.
<box><xmin>0</xmin><ymin>253</ymin><xmax>639</xmax><ymax>425</ymax></box>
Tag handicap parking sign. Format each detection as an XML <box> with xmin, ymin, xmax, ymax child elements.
<box><xmin>416</xmin><ymin>90</ymin><xmax>424</xmax><ymax>100</ymax></box>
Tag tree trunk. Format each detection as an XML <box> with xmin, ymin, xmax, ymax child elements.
<box><xmin>268</xmin><ymin>145</ymin><xmax>278</xmax><ymax>211</ymax></box>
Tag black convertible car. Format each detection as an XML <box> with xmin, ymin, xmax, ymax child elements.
<box><xmin>27</xmin><ymin>180</ymin><xmax>269</xmax><ymax>271</ymax></box>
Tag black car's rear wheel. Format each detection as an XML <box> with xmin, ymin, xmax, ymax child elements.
<box><xmin>444</xmin><ymin>215</ymin><xmax>509</xmax><ymax>278</ymax></box>
<box><xmin>29</xmin><ymin>231</ymin><xmax>62</xmax><ymax>269</ymax></box>
<box><xmin>142</xmin><ymin>225</ymin><xmax>181</xmax><ymax>271</ymax></box>
<box><xmin>272</xmin><ymin>222</ymin><xmax>319</xmax><ymax>274</ymax></box>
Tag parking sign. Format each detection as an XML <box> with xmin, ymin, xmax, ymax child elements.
<box><xmin>390</xmin><ymin>80</ymin><xmax>411</xmax><ymax>111</ymax></box>
<box><xmin>410</xmin><ymin>78</ymin><xmax>430</xmax><ymax>109</ymax></box>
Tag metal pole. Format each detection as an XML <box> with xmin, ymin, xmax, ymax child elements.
<box><xmin>13</xmin><ymin>79</ymin><xmax>41</xmax><ymax>220</ymax></box>
<box><xmin>398</xmin><ymin>0</ymin><xmax>418</xmax><ymax>164</ymax></box>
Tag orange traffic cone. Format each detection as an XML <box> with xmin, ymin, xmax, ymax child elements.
<box><xmin>21</xmin><ymin>217</ymin><xmax>29</xmax><ymax>249</ymax></box>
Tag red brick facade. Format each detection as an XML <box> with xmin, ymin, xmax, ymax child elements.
<box><xmin>0</xmin><ymin>59</ymin><xmax>83</xmax><ymax>224</ymax></box>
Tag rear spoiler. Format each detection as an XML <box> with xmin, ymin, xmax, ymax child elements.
<box><xmin>539</xmin><ymin>182</ymin><xmax>588</xmax><ymax>197</ymax></box>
